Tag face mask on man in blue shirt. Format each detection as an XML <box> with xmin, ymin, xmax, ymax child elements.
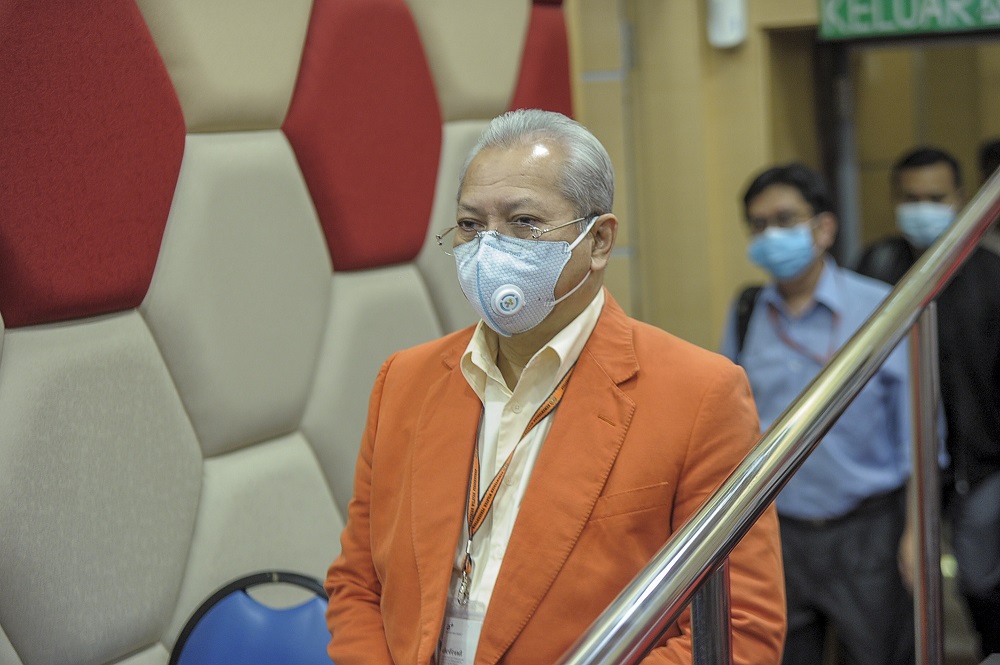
<box><xmin>747</xmin><ymin>221</ymin><xmax>816</xmax><ymax>280</ymax></box>
<box><xmin>895</xmin><ymin>201</ymin><xmax>955</xmax><ymax>249</ymax></box>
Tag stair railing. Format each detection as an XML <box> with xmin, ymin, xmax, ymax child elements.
<box><xmin>556</xmin><ymin>169</ymin><xmax>1000</xmax><ymax>665</ymax></box>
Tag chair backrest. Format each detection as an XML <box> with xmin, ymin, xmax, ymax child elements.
<box><xmin>169</xmin><ymin>572</ymin><xmax>330</xmax><ymax>665</ymax></box>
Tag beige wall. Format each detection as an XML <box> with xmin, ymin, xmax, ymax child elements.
<box><xmin>566</xmin><ymin>0</ymin><xmax>1000</xmax><ymax>350</ymax></box>
<box><xmin>565</xmin><ymin>0</ymin><xmax>636</xmax><ymax>317</ymax></box>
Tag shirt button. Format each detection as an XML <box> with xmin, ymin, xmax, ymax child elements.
<box><xmin>511</xmin><ymin>402</ymin><xmax>522</xmax><ymax>413</ymax></box>
<box><xmin>505</xmin><ymin>475</ymin><xmax>516</xmax><ymax>487</ymax></box>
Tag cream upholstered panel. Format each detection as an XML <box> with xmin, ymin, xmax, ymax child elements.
<box><xmin>141</xmin><ymin>132</ymin><xmax>332</xmax><ymax>459</ymax></box>
<box><xmin>135</xmin><ymin>0</ymin><xmax>313</xmax><ymax>132</ymax></box>
<box><xmin>0</xmin><ymin>625</ymin><xmax>22</xmax><ymax>665</ymax></box>
<box><xmin>404</xmin><ymin>0</ymin><xmax>530</xmax><ymax>120</ymax></box>
<box><xmin>415</xmin><ymin>120</ymin><xmax>489</xmax><ymax>333</ymax></box>
<box><xmin>0</xmin><ymin>313</ymin><xmax>202</xmax><ymax>665</ymax></box>
<box><xmin>163</xmin><ymin>434</ymin><xmax>341</xmax><ymax>646</ymax></box>
<box><xmin>114</xmin><ymin>645</ymin><xmax>169</xmax><ymax>665</ymax></box>
<box><xmin>301</xmin><ymin>265</ymin><xmax>444</xmax><ymax>514</ymax></box>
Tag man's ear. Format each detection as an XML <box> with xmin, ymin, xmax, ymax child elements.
<box><xmin>814</xmin><ymin>211</ymin><xmax>838</xmax><ymax>252</ymax></box>
<box><xmin>590</xmin><ymin>214</ymin><xmax>618</xmax><ymax>270</ymax></box>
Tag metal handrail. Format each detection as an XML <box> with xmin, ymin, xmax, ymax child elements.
<box><xmin>556</xmin><ymin>169</ymin><xmax>1000</xmax><ymax>665</ymax></box>
<box><xmin>910</xmin><ymin>304</ymin><xmax>945</xmax><ymax>665</ymax></box>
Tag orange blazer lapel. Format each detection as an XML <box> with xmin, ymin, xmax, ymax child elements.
<box><xmin>409</xmin><ymin>348</ymin><xmax>482</xmax><ymax>665</ymax></box>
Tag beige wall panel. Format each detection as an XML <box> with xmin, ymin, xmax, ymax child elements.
<box><xmin>693</xmin><ymin>57</ymin><xmax>743</xmax><ymax>347</ymax></box>
<box><xmin>630</xmin><ymin>0</ymin><xmax>716</xmax><ymax>344</ymax></box>
<box><xmin>566</xmin><ymin>0</ymin><xmax>621</xmax><ymax>72</ymax></box>
<box><xmin>137</xmin><ymin>0</ymin><xmax>313</xmax><ymax>132</ymax></box>
<box><xmin>566</xmin><ymin>0</ymin><xmax>635</xmax><ymax>315</ymax></box>
<box><xmin>302</xmin><ymin>266</ymin><xmax>444</xmax><ymax>515</ymax></box>
<box><xmin>141</xmin><ymin>132</ymin><xmax>332</xmax><ymax>458</ymax></box>
<box><xmin>163</xmin><ymin>435</ymin><xmax>342</xmax><ymax>647</ymax></box>
<box><xmin>0</xmin><ymin>619</ymin><xmax>22</xmax><ymax>665</ymax></box>
<box><xmin>628</xmin><ymin>0</ymin><xmax>789</xmax><ymax>347</ymax></box>
<box><xmin>575</xmin><ymin>81</ymin><xmax>631</xmax><ymax>244</ymax></box>
<box><xmin>416</xmin><ymin>121</ymin><xmax>489</xmax><ymax>333</ymax></box>
<box><xmin>115</xmin><ymin>645</ymin><xmax>169</xmax><ymax>665</ymax></box>
<box><xmin>853</xmin><ymin>50</ymin><xmax>917</xmax><ymax>163</ymax></box>
<box><xmin>403</xmin><ymin>0</ymin><xmax>530</xmax><ymax>121</ymax></box>
<box><xmin>0</xmin><ymin>314</ymin><xmax>202</xmax><ymax>665</ymax></box>
<box><xmin>701</xmin><ymin>32</ymin><xmax>775</xmax><ymax>343</ymax></box>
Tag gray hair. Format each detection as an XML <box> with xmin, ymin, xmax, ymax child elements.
<box><xmin>458</xmin><ymin>109</ymin><xmax>614</xmax><ymax>218</ymax></box>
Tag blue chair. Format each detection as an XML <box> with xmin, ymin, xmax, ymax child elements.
<box><xmin>169</xmin><ymin>571</ymin><xmax>332</xmax><ymax>665</ymax></box>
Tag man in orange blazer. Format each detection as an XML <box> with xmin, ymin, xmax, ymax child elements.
<box><xmin>325</xmin><ymin>109</ymin><xmax>786</xmax><ymax>664</ymax></box>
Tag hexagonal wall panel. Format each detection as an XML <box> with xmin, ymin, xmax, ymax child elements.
<box><xmin>136</xmin><ymin>0</ymin><xmax>314</xmax><ymax>131</ymax></box>
<box><xmin>415</xmin><ymin>120</ymin><xmax>490</xmax><ymax>334</ymax></box>
<box><xmin>404</xmin><ymin>0</ymin><xmax>531</xmax><ymax>121</ymax></box>
<box><xmin>0</xmin><ymin>625</ymin><xmax>21</xmax><ymax>665</ymax></box>
<box><xmin>0</xmin><ymin>313</ymin><xmax>202</xmax><ymax>665</ymax></box>
<box><xmin>141</xmin><ymin>132</ymin><xmax>332</xmax><ymax>458</ymax></box>
<box><xmin>284</xmin><ymin>0</ymin><xmax>442</xmax><ymax>271</ymax></box>
<box><xmin>302</xmin><ymin>265</ymin><xmax>444</xmax><ymax>513</ymax></box>
<box><xmin>0</xmin><ymin>0</ymin><xmax>184</xmax><ymax>329</ymax></box>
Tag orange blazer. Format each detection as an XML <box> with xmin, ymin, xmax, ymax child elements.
<box><xmin>326</xmin><ymin>294</ymin><xmax>785</xmax><ymax>664</ymax></box>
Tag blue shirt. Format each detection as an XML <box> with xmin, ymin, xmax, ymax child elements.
<box><xmin>720</xmin><ymin>257</ymin><xmax>913</xmax><ymax>520</ymax></box>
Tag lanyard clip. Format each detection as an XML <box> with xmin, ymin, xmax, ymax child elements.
<box><xmin>458</xmin><ymin>541</ymin><xmax>473</xmax><ymax>606</ymax></box>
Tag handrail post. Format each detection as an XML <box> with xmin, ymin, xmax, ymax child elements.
<box><xmin>692</xmin><ymin>560</ymin><xmax>732</xmax><ymax>665</ymax></box>
<box><xmin>909</xmin><ymin>303</ymin><xmax>944</xmax><ymax>665</ymax></box>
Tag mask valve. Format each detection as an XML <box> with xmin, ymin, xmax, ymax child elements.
<box><xmin>492</xmin><ymin>286</ymin><xmax>525</xmax><ymax>316</ymax></box>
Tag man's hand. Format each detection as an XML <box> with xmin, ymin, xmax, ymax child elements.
<box><xmin>897</xmin><ymin>523</ymin><xmax>915</xmax><ymax>594</ymax></box>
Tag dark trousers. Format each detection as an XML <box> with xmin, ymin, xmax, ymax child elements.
<box><xmin>780</xmin><ymin>489</ymin><xmax>914</xmax><ymax>665</ymax></box>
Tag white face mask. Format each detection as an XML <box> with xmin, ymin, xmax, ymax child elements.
<box><xmin>895</xmin><ymin>202</ymin><xmax>955</xmax><ymax>249</ymax></box>
<box><xmin>454</xmin><ymin>217</ymin><xmax>597</xmax><ymax>337</ymax></box>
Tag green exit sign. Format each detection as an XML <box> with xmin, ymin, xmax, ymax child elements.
<box><xmin>820</xmin><ymin>0</ymin><xmax>1000</xmax><ymax>39</ymax></box>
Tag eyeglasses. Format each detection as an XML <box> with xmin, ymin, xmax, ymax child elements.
<box><xmin>435</xmin><ymin>215</ymin><xmax>596</xmax><ymax>255</ymax></box>
<box><xmin>746</xmin><ymin>211</ymin><xmax>817</xmax><ymax>235</ymax></box>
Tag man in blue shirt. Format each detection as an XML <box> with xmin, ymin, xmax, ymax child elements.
<box><xmin>720</xmin><ymin>163</ymin><xmax>915</xmax><ymax>665</ymax></box>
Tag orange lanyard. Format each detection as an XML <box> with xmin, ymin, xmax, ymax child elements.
<box><xmin>766</xmin><ymin>302</ymin><xmax>840</xmax><ymax>366</ymax></box>
<box><xmin>457</xmin><ymin>366</ymin><xmax>575</xmax><ymax>605</ymax></box>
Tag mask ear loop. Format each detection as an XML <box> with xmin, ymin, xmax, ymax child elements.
<box><xmin>566</xmin><ymin>215</ymin><xmax>600</xmax><ymax>252</ymax></box>
<box><xmin>551</xmin><ymin>215</ymin><xmax>601</xmax><ymax>306</ymax></box>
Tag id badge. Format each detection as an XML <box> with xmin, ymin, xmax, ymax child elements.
<box><xmin>436</xmin><ymin>598</ymin><xmax>486</xmax><ymax>665</ymax></box>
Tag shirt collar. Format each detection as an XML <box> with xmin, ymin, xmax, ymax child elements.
<box><xmin>460</xmin><ymin>289</ymin><xmax>606</xmax><ymax>401</ymax></box>
<box><xmin>761</xmin><ymin>255</ymin><xmax>842</xmax><ymax>318</ymax></box>
<box><xmin>813</xmin><ymin>256</ymin><xmax>843</xmax><ymax>315</ymax></box>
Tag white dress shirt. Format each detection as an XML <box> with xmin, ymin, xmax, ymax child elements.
<box><xmin>448</xmin><ymin>288</ymin><xmax>605</xmax><ymax>613</ymax></box>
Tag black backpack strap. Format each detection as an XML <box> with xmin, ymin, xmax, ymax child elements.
<box><xmin>735</xmin><ymin>285</ymin><xmax>763</xmax><ymax>358</ymax></box>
